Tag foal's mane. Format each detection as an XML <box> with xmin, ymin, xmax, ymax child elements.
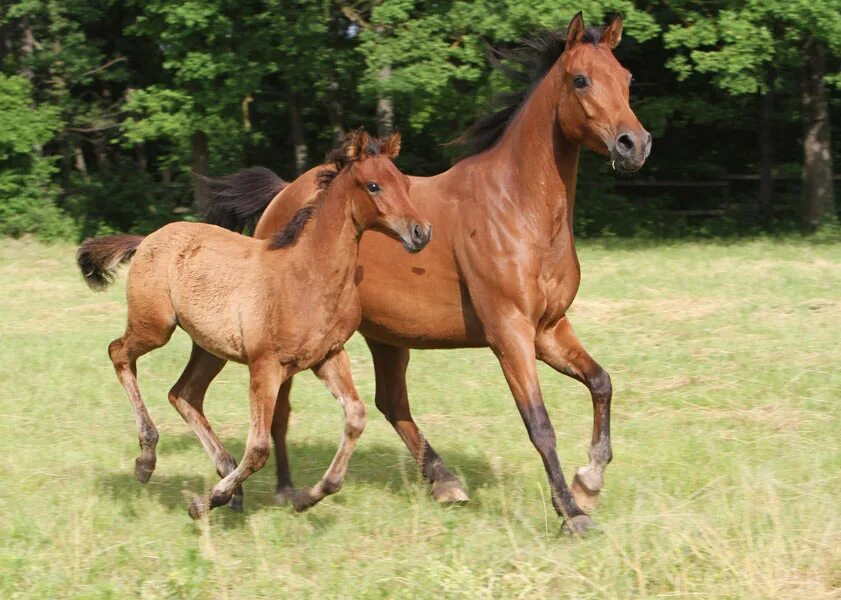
<box><xmin>270</xmin><ymin>135</ymin><xmax>388</xmax><ymax>249</ymax></box>
<box><xmin>454</xmin><ymin>26</ymin><xmax>603</xmax><ymax>158</ymax></box>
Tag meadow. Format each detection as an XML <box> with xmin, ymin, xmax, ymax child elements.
<box><xmin>0</xmin><ymin>237</ymin><xmax>839</xmax><ymax>599</ymax></box>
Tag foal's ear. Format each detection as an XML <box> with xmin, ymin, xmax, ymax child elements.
<box><xmin>346</xmin><ymin>127</ymin><xmax>370</xmax><ymax>161</ymax></box>
<box><xmin>566</xmin><ymin>11</ymin><xmax>585</xmax><ymax>48</ymax></box>
<box><xmin>601</xmin><ymin>14</ymin><xmax>623</xmax><ymax>49</ymax></box>
<box><xmin>382</xmin><ymin>132</ymin><xmax>401</xmax><ymax>160</ymax></box>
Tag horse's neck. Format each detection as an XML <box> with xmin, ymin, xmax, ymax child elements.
<box><xmin>468</xmin><ymin>67</ymin><xmax>580</xmax><ymax>237</ymax></box>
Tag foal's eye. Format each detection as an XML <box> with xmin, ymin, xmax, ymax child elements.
<box><xmin>366</xmin><ymin>182</ymin><xmax>380</xmax><ymax>193</ymax></box>
<box><xmin>573</xmin><ymin>74</ymin><xmax>589</xmax><ymax>89</ymax></box>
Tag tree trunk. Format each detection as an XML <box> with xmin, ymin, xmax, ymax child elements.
<box><xmin>758</xmin><ymin>73</ymin><xmax>774</xmax><ymax>224</ymax></box>
<box><xmin>288</xmin><ymin>93</ymin><xmax>308</xmax><ymax>175</ymax></box>
<box><xmin>801</xmin><ymin>38</ymin><xmax>836</xmax><ymax>231</ymax></box>
<box><xmin>19</xmin><ymin>17</ymin><xmax>35</xmax><ymax>81</ymax></box>
<box><xmin>326</xmin><ymin>73</ymin><xmax>346</xmax><ymax>146</ymax></box>
<box><xmin>191</xmin><ymin>131</ymin><xmax>210</xmax><ymax>214</ymax></box>
<box><xmin>376</xmin><ymin>64</ymin><xmax>394</xmax><ymax>137</ymax></box>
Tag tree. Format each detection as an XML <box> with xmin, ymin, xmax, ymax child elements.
<box><xmin>664</xmin><ymin>1</ymin><xmax>841</xmax><ymax>229</ymax></box>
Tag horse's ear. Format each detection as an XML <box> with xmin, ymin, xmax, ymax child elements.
<box><xmin>346</xmin><ymin>127</ymin><xmax>370</xmax><ymax>161</ymax></box>
<box><xmin>382</xmin><ymin>131</ymin><xmax>401</xmax><ymax>159</ymax></box>
<box><xmin>601</xmin><ymin>14</ymin><xmax>623</xmax><ymax>49</ymax></box>
<box><xmin>566</xmin><ymin>11</ymin><xmax>585</xmax><ymax>48</ymax></box>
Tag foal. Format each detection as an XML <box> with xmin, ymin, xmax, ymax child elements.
<box><xmin>77</xmin><ymin>130</ymin><xmax>430</xmax><ymax>518</ymax></box>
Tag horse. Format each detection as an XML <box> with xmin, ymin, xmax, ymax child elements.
<box><xmin>76</xmin><ymin>130</ymin><xmax>431</xmax><ymax>518</ymax></box>
<box><xmin>202</xmin><ymin>13</ymin><xmax>650</xmax><ymax>533</ymax></box>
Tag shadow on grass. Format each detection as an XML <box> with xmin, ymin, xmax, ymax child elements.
<box><xmin>96</xmin><ymin>434</ymin><xmax>494</xmax><ymax>527</ymax></box>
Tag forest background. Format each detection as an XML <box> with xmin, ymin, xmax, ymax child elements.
<box><xmin>1</xmin><ymin>0</ymin><xmax>839</xmax><ymax>240</ymax></box>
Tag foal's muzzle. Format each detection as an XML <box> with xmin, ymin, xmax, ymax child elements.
<box><xmin>403</xmin><ymin>222</ymin><xmax>432</xmax><ymax>253</ymax></box>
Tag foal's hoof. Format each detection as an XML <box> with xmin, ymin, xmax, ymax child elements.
<box><xmin>291</xmin><ymin>488</ymin><xmax>319</xmax><ymax>513</ymax></box>
<box><xmin>134</xmin><ymin>458</ymin><xmax>155</xmax><ymax>484</ymax></box>
<box><xmin>562</xmin><ymin>514</ymin><xmax>596</xmax><ymax>536</ymax></box>
<box><xmin>275</xmin><ymin>486</ymin><xmax>295</xmax><ymax>506</ymax></box>
<box><xmin>228</xmin><ymin>493</ymin><xmax>244</xmax><ymax>513</ymax></box>
<box><xmin>431</xmin><ymin>479</ymin><xmax>470</xmax><ymax>504</ymax></box>
<box><xmin>188</xmin><ymin>499</ymin><xmax>208</xmax><ymax>520</ymax></box>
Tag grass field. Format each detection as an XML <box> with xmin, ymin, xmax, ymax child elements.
<box><xmin>1</xmin><ymin>237</ymin><xmax>839</xmax><ymax>599</ymax></box>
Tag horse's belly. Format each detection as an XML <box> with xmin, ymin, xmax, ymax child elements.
<box><xmin>356</xmin><ymin>231</ymin><xmax>486</xmax><ymax>349</ymax></box>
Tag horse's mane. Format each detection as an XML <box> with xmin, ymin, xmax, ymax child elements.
<box><xmin>270</xmin><ymin>134</ymin><xmax>387</xmax><ymax>249</ymax></box>
<box><xmin>453</xmin><ymin>26</ymin><xmax>603</xmax><ymax>158</ymax></box>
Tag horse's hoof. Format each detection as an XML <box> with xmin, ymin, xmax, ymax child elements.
<box><xmin>562</xmin><ymin>514</ymin><xmax>596</xmax><ymax>536</ymax></box>
<box><xmin>275</xmin><ymin>486</ymin><xmax>295</xmax><ymax>506</ymax></box>
<box><xmin>571</xmin><ymin>471</ymin><xmax>601</xmax><ymax>514</ymax></box>
<box><xmin>228</xmin><ymin>494</ymin><xmax>244</xmax><ymax>513</ymax></box>
<box><xmin>431</xmin><ymin>479</ymin><xmax>470</xmax><ymax>504</ymax></box>
<box><xmin>188</xmin><ymin>499</ymin><xmax>207</xmax><ymax>520</ymax></box>
<box><xmin>134</xmin><ymin>458</ymin><xmax>155</xmax><ymax>484</ymax></box>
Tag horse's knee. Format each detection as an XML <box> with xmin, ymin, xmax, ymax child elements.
<box><xmin>588</xmin><ymin>368</ymin><xmax>612</xmax><ymax>403</ymax></box>
<box><xmin>108</xmin><ymin>338</ymin><xmax>128</xmax><ymax>369</ymax></box>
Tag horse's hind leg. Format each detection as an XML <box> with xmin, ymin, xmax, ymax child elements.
<box><xmin>536</xmin><ymin>317</ymin><xmax>612</xmax><ymax>515</ymax></box>
<box><xmin>291</xmin><ymin>349</ymin><xmax>366</xmax><ymax>512</ymax></box>
<box><xmin>169</xmin><ymin>343</ymin><xmax>244</xmax><ymax>511</ymax></box>
<box><xmin>109</xmin><ymin>319</ymin><xmax>175</xmax><ymax>483</ymax></box>
<box><xmin>365</xmin><ymin>338</ymin><xmax>468</xmax><ymax>502</ymax></box>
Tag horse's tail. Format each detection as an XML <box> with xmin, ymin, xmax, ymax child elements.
<box><xmin>76</xmin><ymin>235</ymin><xmax>145</xmax><ymax>292</ymax></box>
<box><xmin>203</xmin><ymin>166</ymin><xmax>288</xmax><ymax>233</ymax></box>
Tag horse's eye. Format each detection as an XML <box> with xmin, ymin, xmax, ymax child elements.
<box><xmin>573</xmin><ymin>74</ymin><xmax>589</xmax><ymax>89</ymax></box>
<box><xmin>366</xmin><ymin>182</ymin><xmax>380</xmax><ymax>193</ymax></box>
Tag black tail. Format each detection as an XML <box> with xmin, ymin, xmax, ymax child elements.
<box><xmin>203</xmin><ymin>166</ymin><xmax>288</xmax><ymax>233</ymax></box>
<box><xmin>76</xmin><ymin>235</ymin><xmax>145</xmax><ymax>291</ymax></box>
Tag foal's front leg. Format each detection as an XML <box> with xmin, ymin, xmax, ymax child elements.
<box><xmin>291</xmin><ymin>349</ymin><xmax>367</xmax><ymax>512</ymax></box>
<box><xmin>188</xmin><ymin>357</ymin><xmax>284</xmax><ymax>519</ymax></box>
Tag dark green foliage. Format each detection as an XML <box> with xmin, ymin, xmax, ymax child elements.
<box><xmin>0</xmin><ymin>1</ymin><xmax>838</xmax><ymax>240</ymax></box>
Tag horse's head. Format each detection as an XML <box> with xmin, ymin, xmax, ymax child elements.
<box><xmin>556</xmin><ymin>13</ymin><xmax>651</xmax><ymax>172</ymax></box>
<box><xmin>329</xmin><ymin>128</ymin><xmax>431</xmax><ymax>253</ymax></box>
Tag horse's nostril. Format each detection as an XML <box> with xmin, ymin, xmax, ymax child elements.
<box><xmin>412</xmin><ymin>224</ymin><xmax>423</xmax><ymax>240</ymax></box>
<box><xmin>617</xmin><ymin>134</ymin><xmax>634</xmax><ymax>155</ymax></box>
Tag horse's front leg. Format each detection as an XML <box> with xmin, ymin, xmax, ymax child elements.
<box><xmin>536</xmin><ymin>317</ymin><xmax>612</xmax><ymax>514</ymax></box>
<box><xmin>488</xmin><ymin>316</ymin><xmax>593</xmax><ymax>535</ymax></box>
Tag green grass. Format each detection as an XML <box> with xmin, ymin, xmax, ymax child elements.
<box><xmin>1</xmin><ymin>237</ymin><xmax>840</xmax><ymax>599</ymax></box>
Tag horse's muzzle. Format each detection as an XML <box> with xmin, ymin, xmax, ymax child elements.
<box><xmin>404</xmin><ymin>223</ymin><xmax>432</xmax><ymax>253</ymax></box>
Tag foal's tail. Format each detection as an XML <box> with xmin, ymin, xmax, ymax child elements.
<box><xmin>203</xmin><ymin>166</ymin><xmax>288</xmax><ymax>233</ymax></box>
<box><xmin>76</xmin><ymin>235</ymin><xmax>145</xmax><ymax>291</ymax></box>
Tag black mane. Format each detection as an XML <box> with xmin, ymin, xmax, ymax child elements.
<box><xmin>453</xmin><ymin>26</ymin><xmax>603</xmax><ymax>158</ymax></box>
<box><xmin>270</xmin><ymin>134</ymin><xmax>387</xmax><ymax>249</ymax></box>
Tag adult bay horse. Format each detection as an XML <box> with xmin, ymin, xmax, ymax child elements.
<box><xmin>77</xmin><ymin>131</ymin><xmax>431</xmax><ymax>518</ymax></box>
<box><xmin>205</xmin><ymin>13</ymin><xmax>651</xmax><ymax>533</ymax></box>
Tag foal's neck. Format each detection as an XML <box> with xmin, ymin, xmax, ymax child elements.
<box><xmin>300</xmin><ymin>177</ymin><xmax>361</xmax><ymax>277</ymax></box>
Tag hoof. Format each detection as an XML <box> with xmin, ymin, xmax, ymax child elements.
<box><xmin>275</xmin><ymin>486</ymin><xmax>295</xmax><ymax>506</ymax></box>
<box><xmin>562</xmin><ymin>514</ymin><xmax>596</xmax><ymax>536</ymax></box>
<box><xmin>188</xmin><ymin>498</ymin><xmax>208</xmax><ymax>520</ymax></box>
<box><xmin>291</xmin><ymin>488</ymin><xmax>319</xmax><ymax>513</ymax></box>
<box><xmin>571</xmin><ymin>466</ymin><xmax>603</xmax><ymax>514</ymax></box>
<box><xmin>228</xmin><ymin>493</ymin><xmax>244</xmax><ymax>513</ymax></box>
<box><xmin>134</xmin><ymin>458</ymin><xmax>155</xmax><ymax>484</ymax></box>
<box><xmin>431</xmin><ymin>479</ymin><xmax>470</xmax><ymax>503</ymax></box>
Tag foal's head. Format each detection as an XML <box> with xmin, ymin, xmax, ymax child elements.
<box><xmin>556</xmin><ymin>13</ymin><xmax>651</xmax><ymax>172</ymax></box>
<box><xmin>322</xmin><ymin>128</ymin><xmax>431</xmax><ymax>253</ymax></box>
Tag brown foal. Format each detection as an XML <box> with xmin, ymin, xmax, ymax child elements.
<box><xmin>77</xmin><ymin>130</ymin><xmax>431</xmax><ymax>518</ymax></box>
<box><xmin>206</xmin><ymin>14</ymin><xmax>651</xmax><ymax>533</ymax></box>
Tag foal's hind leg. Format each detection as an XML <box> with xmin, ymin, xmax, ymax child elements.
<box><xmin>536</xmin><ymin>317</ymin><xmax>612</xmax><ymax>515</ymax></box>
<box><xmin>291</xmin><ymin>349</ymin><xmax>367</xmax><ymax>512</ymax></box>
<box><xmin>188</xmin><ymin>357</ymin><xmax>283</xmax><ymax>519</ymax></box>
<box><xmin>109</xmin><ymin>319</ymin><xmax>175</xmax><ymax>483</ymax></box>
<box><xmin>169</xmin><ymin>343</ymin><xmax>244</xmax><ymax>511</ymax></box>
